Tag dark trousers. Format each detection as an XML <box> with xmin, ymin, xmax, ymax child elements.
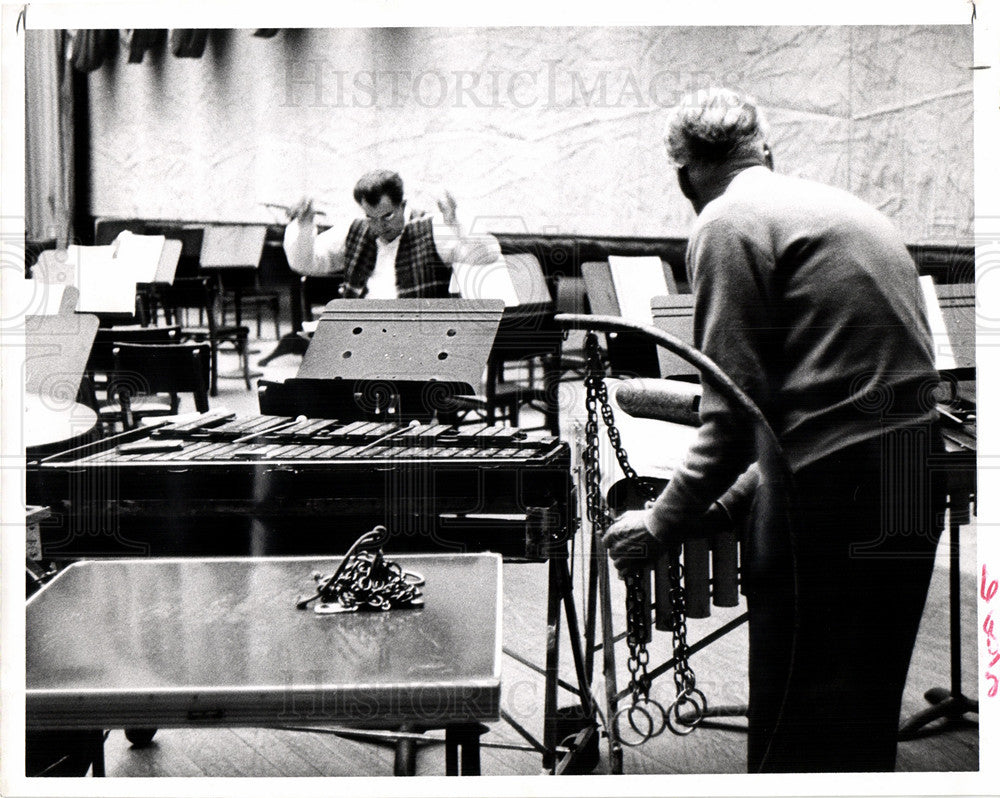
<box><xmin>745</xmin><ymin>424</ymin><xmax>945</xmax><ymax>772</ymax></box>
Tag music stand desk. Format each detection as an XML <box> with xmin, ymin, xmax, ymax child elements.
<box><xmin>198</xmin><ymin>225</ymin><xmax>268</xmax><ymax>329</ymax></box>
<box><xmin>486</xmin><ymin>302</ymin><xmax>562</xmax><ymax>434</ymax></box>
<box><xmin>26</xmin><ymin>553</ymin><xmax>502</xmax><ymax>775</ymax></box>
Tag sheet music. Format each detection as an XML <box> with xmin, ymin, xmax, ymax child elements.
<box><xmin>919</xmin><ymin>275</ymin><xmax>957</xmax><ymax>371</ymax></box>
<box><xmin>608</xmin><ymin>255</ymin><xmax>670</xmax><ymax>324</ymax></box>
<box><xmin>72</xmin><ymin>244</ymin><xmax>138</xmax><ymax>314</ymax></box>
<box><xmin>452</xmin><ymin>260</ymin><xmax>520</xmax><ymax>306</ymax></box>
<box><xmin>113</xmin><ymin>231</ymin><xmax>165</xmax><ymax>283</ymax></box>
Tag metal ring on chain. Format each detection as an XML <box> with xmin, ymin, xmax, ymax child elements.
<box><xmin>665</xmin><ymin>688</ymin><xmax>707</xmax><ymax>736</ymax></box>
<box><xmin>610</xmin><ymin>702</ymin><xmax>654</xmax><ymax>747</ymax></box>
<box><xmin>628</xmin><ymin>697</ymin><xmax>668</xmax><ymax>741</ymax></box>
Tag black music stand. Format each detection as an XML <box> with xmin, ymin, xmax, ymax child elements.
<box><xmin>198</xmin><ymin>225</ymin><xmax>268</xmax><ymax>327</ymax></box>
<box><xmin>580</xmin><ymin>261</ymin><xmax>660</xmax><ymax>377</ymax></box>
<box><xmin>898</xmin><ymin>280</ymin><xmax>977</xmax><ymax>739</ymax></box>
<box><xmin>270</xmin><ymin>298</ymin><xmax>504</xmax><ymax>422</ymax></box>
<box><xmin>199</xmin><ymin>225</ymin><xmax>268</xmax><ymax>379</ymax></box>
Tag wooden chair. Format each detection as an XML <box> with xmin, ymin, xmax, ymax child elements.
<box><xmin>85</xmin><ymin>325</ymin><xmax>182</xmax><ymax>410</ymax></box>
<box><xmin>157</xmin><ymin>276</ymin><xmax>252</xmax><ymax>396</ymax></box>
<box><xmin>106</xmin><ymin>341</ymin><xmax>210</xmax><ymax>430</ymax></box>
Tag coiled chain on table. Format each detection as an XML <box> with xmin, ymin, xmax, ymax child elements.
<box><xmin>317</xmin><ymin>550</ymin><xmax>422</xmax><ymax>611</ymax></box>
<box><xmin>296</xmin><ymin>527</ymin><xmax>424</xmax><ymax>613</ymax></box>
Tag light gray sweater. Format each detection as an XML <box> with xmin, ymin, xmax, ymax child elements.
<box><xmin>648</xmin><ymin>166</ymin><xmax>939</xmax><ymax>539</ymax></box>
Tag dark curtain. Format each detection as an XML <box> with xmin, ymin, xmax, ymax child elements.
<box><xmin>24</xmin><ymin>29</ymin><xmax>75</xmax><ymax>246</ymax></box>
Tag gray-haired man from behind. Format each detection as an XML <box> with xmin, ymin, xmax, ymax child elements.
<box><xmin>602</xmin><ymin>88</ymin><xmax>945</xmax><ymax>772</ymax></box>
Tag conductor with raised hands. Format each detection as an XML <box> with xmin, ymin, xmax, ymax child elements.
<box><xmin>283</xmin><ymin>169</ymin><xmax>498</xmax><ymax>298</ymax></box>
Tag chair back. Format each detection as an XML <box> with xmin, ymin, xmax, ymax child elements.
<box><xmin>87</xmin><ymin>325</ymin><xmax>181</xmax><ymax>376</ymax></box>
<box><xmin>110</xmin><ymin>341</ymin><xmax>211</xmax><ymax>413</ymax></box>
<box><xmin>156</xmin><ymin>276</ymin><xmax>220</xmax><ymax>328</ymax></box>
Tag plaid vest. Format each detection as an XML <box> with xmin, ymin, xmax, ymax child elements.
<box><xmin>340</xmin><ymin>215</ymin><xmax>451</xmax><ymax>299</ymax></box>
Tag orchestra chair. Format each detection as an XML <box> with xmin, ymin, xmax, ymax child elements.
<box><xmin>105</xmin><ymin>341</ymin><xmax>210</xmax><ymax>431</ymax></box>
<box><xmin>157</xmin><ymin>276</ymin><xmax>252</xmax><ymax>395</ymax></box>
<box><xmin>84</xmin><ymin>325</ymin><xmax>182</xmax><ymax>416</ymax></box>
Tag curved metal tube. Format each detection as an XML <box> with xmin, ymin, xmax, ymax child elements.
<box><xmin>555</xmin><ymin>313</ymin><xmax>791</xmax><ymax>482</ymax></box>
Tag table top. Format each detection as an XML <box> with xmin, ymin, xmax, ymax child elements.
<box><xmin>23</xmin><ymin>393</ymin><xmax>98</xmax><ymax>454</ymax></box>
<box><xmin>26</xmin><ymin>553</ymin><xmax>502</xmax><ymax>729</ymax></box>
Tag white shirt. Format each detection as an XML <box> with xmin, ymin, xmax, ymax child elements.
<box><xmin>366</xmin><ymin>234</ymin><xmax>403</xmax><ymax>299</ymax></box>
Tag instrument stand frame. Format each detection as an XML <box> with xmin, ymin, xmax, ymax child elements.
<box><xmin>898</xmin><ymin>489</ymin><xmax>979</xmax><ymax>739</ymax></box>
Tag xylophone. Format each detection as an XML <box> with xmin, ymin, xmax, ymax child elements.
<box><xmin>29</xmin><ymin>411</ymin><xmax>595</xmax><ymax>773</ymax></box>
<box><xmin>29</xmin><ymin>412</ymin><xmax>574</xmax><ymax>559</ymax></box>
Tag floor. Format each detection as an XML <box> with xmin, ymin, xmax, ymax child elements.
<box><xmin>88</xmin><ymin>325</ymin><xmax>982</xmax><ymax>776</ymax></box>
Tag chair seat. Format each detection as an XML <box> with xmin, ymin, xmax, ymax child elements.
<box><xmin>180</xmin><ymin>324</ymin><xmax>250</xmax><ymax>339</ymax></box>
<box><xmin>98</xmin><ymin>395</ymin><xmax>174</xmax><ymax>417</ymax></box>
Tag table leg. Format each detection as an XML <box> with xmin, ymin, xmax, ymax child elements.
<box><xmin>444</xmin><ymin>723</ymin><xmax>484</xmax><ymax>776</ymax></box>
<box><xmin>393</xmin><ymin>723</ymin><xmax>417</xmax><ymax>776</ymax></box>
<box><xmin>90</xmin><ymin>729</ymin><xmax>106</xmax><ymax>777</ymax></box>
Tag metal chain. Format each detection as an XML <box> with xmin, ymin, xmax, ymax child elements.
<box><xmin>295</xmin><ymin>528</ymin><xmax>425</xmax><ymax>613</ymax></box>
<box><xmin>666</xmin><ymin>548</ymin><xmax>697</xmax><ymax>698</ymax></box>
<box><xmin>582</xmin><ymin>334</ymin><xmax>700</xmax><ymax>717</ymax></box>
<box><xmin>582</xmin><ymin>334</ymin><xmax>653</xmax><ymax>706</ymax></box>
